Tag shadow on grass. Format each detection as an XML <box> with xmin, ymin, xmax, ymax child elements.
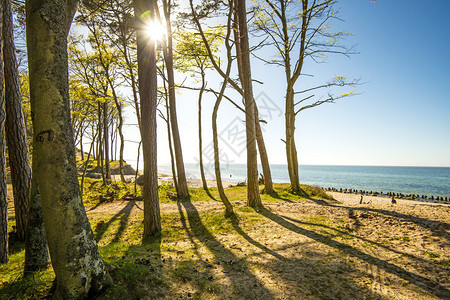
<box><xmin>0</xmin><ymin>271</ymin><xmax>53</xmax><ymax>299</ymax></box>
<box><xmin>7</xmin><ymin>240</ymin><xmax>25</xmax><ymax>256</ymax></box>
<box><xmin>266</xmin><ymin>191</ymin><xmax>295</xmax><ymax>203</ymax></box>
<box><xmin>86</xmin><ymin>201</ymin><xmax>103</xmax><ymax>212</ymax></box>
<box><xmin>259</xmin><ymin>207</ymin><xmax>450</xmax><ymax>299</ymax></box>
<box><xmin>179</xmin><ymin>199</ymin><xmax>275</xmax><ymax>299</ymax></box>
<box><xmin>102</xmin><ymin>233</ymin><xmax>165</xmax><ymax>299</ymax></box>
<box><xmin>203</xmin><ymin>188</ymin><xmax>217</xmax><ymax>201</ymax></box>
<box><xmin>94</xmin><ymin>200</ymin><xmax>142</xmax><ymax>244</ymax></box>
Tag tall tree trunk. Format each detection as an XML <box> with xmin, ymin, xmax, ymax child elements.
<box><xmin>254</xmin><ymin>109</ymin><xmax>273</xmax><ymax>193</ymax></box>
<box><xmin>134</xmin><ymin>0</ymin><xmax>161</xmax><ymax>236</ymax></box>
<box><xmin>134</xmin><ymin>141</ymin><xmax>141</xmax><ymax>195</ymax></box>
<box><xmin>121</xmin><ymin>37</ymin><xmax>141</xmax><ymax>132</ymax></box>
<box><xmin>212</xmin><ymin>85</ymin><xmax>234</xmax><ymax>217</ymax></box>
<box><xmin>210</xmin><ymin>1</ymin><xmax>236</xmax><ymax>217</ymax></box>
<box><xmin>233</xmin><ymin>8</ymin><xmax>273</xmax><ymax>194</ymax></box>
<box><xmin>110</xmin><ymin>90</ymin><xmax>125</xmax><ymax>182</ymax></box>
<box><xmin>97</xmin><ymin>104</ymin><xmax>105</xmax><ymax>183</ymax></box>
<box><xmin>236</xmin><ymin>0</ymin><xmax>261</xmax><ymax>207</ymax></box>
<box><xmin>92</xmin><ymin>22</ymin><xmax>126</xmax><ymax>182</ymax></box>
<box><xmin>166</xmin><ymin>100</ymin><xmax>178</xmax><ymax>193</ymax></box>
<box><xmin>285</xmin><ymin>85</ymin><xmax>300</xmax><ymax>192</ymax></box>
<box><xmin>0</xmin><ymin>12</ymin><xmax>8</xmax><ymax>263</ymax></box>
<box><xmin>162</xmin><ymin>0</ymin><xmax>189</xmax><ymax>198</ymax></box>
<box><xmin>110</xmin><ymin>122</ymin><xmax>115</xmax><ymax>162</ymax></box>
<box><xmin>26</xmin><ymin>0</ymin><xmax>111</xmax><ymax>297</ymax></box>
<box><xmin>24</xmin><ymin>159</ymin><xmax>49</xmax><ymax>273</ymax></box>
<box><xmin>2</xmin><ymin>0</ymin><xmax>31</xmax><ymax>242</ymax></box>
<box><xmin>80</xmin><ymin>131</ymin><xmax>84</xmax><ymax>161</ymax></box>
<box><xmin>161</xmin><ymin>69</ymin><xmax>178</xmax><ymax>192</ymax></box>
<box><xmin>197</xmin><ymin>70</ymin><xmax>208</xmax><ymax>192</ymax></box>
<box><xmin>103</xmin><ymin>101</ymin><xmax>111</xmax><ymax>181</ymax></box>
<box><xmin>81</xmin><ymin>134</ymin><xmax>96</xmax><ymax>194</ymax></box>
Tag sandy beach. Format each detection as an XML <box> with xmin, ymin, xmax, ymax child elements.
<box><xmin>329</xmin><ymin>191</ymin><xmax>450</xmax><ymax>207</ymax></box>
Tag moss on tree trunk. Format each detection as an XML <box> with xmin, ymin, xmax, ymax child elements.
<box><xmin>26</xmin><ymin>0</ymin><xmax>111</xmax><ymax>297</ymax></box>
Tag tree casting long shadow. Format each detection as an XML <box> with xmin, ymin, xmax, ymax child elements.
<box><xmin>179</xmin><ymin>199</ymin><xmax>275</xmax><ymax>299</ymax></box>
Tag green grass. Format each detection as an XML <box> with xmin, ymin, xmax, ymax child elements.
<box><xmin>76</xmin><ymin>158</ymin><xmax>134</xmax><ymax>174</ymax></box>
<box><xmin>393</xmin><ymin>236</ymin><xmax>410</xmax><ymax>242</ymax></box>
<box><xmin>79</xmin><ymin>179</ymin><xmax>333</xmax><ymax>208</ymax></box>
<box><xmin>1</xmin><ymin>182</ymin><xmax>336</xmax><ymax>299</ymax></box>
<box><xmin>425</xmin><ymin>251</ymin><xmax>440</xmax><ymax>259</ymax></box>
<box><xmin>337</xmin><ymin>225</ymin><xmax>356</xmax><ymax>232</ymax></box>
<box><xmin>377</xmin><ymin>230</ymin><xmax>389</xmax><ymax>236</ymax></box>
<box><xmin>0</xmin><ymin>242</ymin><xmax>54</xmax><ymax>299</ymax></box>
<box><xmin>361</xmin><ymin>243</ymin><xmax>376</xmax><ymax>249</ymax></box>
<box><xmin>81</xmin><ymin>178</ymin><xmax>141</xmax><ymax>206</ymax></box>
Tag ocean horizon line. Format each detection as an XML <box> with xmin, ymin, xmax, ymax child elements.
<box><xmin>157</xmin><ymin>162</ymin><xmax>450</xmax><ymax>169</ymax></box>
<box><xmin>151</xmin><ymin>163</ymin><xmax>450</xmax><ymax>198</ymax></box>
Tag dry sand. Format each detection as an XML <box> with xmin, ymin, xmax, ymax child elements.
<box><xmin>329</xmin><ymin>191</ymin><xmax>449</xmax><ymax>206</ymax></box>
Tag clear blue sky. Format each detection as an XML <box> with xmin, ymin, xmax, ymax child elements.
<box><xmin>120</xmin><ymin>0</ymin><xmax>450</xmax><ymax>168</ymax></box>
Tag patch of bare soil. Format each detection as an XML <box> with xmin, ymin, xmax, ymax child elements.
<box><xmin>87</xmin><ymin>195</ymin><xmax>450</xmax><ymax>299</ymax></box>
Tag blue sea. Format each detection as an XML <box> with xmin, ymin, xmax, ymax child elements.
<box><xmin>158</xmin><ymin>163</ymin><xmax>450</xmax><ymax>198</ymax></box>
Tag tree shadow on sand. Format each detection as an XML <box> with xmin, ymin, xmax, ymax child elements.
<box><xmin>176</xmin><ymin>199</ymin><xmax>386</xmax><ymax>299</ymax></box>
<box><xmin>93</xmin><ymin>200</ymin><xmax>142</xmax><ymax>243</ymax></box>
<box><xmin>281</xmin><ymin>214</ymin><xmax>441</xmax><ymax>268</ymax></box>
<box><xmin>178</xmin><ymin>199</ymin><xmax>275</xmax><ymax>299</ymax></box>
<box><xmin>307</xmin><ymin>197</ymin><xmax>450</xmax><ymax>242</ymax></box>
<box><xmin>259</xmin><ymin>207</ymin><xmax>450</xmax><ymax>299</ymax></box>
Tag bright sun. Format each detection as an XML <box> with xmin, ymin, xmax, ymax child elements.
<box><xmin>146</xmin><ymin>21</ymin><xmax>165</xmax><ymax>42</ymax></box>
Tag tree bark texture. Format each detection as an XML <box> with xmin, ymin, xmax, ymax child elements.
<box><xmin>134</xmin><ymin>0</ymin><xmax>161</xmax><ymax>236</ymax></box>
<box><xmin>24</xmin><ymin>159</ymin><xmax>49</xmax><ymax>273</ymax></box>
<box><xmin>2</xmin><ymin>0</ymin><xmax>31</xmax><ymax>242</ymax></box>
<box><xmin>162</xmin><ymin>0</ymin><xmax>189</xmax><ymax>198</ymax></box>
<box><xmin>0</xmin><ymin>9</ymin><xmax>8</xmax><ymax>263</ymax></box>
<box><xmin>236</xmin><ymin>0</ymin><xmax>261</xmax><ymax>207</ymax></box>
<box><xmin>26</xmin><ymin>0</ymin><xmax>111</xmax><ymax>297</ymax></box>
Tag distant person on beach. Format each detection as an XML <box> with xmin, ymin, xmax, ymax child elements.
<box><xmin>391</xmin><ymin>197</ymin><xmax>397</xmax><ymax>204</ymax></box>
<box><xmin>360</xmin><ymin>195</ymin><xmax>363</xmax><ymax>204</ymax></box>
